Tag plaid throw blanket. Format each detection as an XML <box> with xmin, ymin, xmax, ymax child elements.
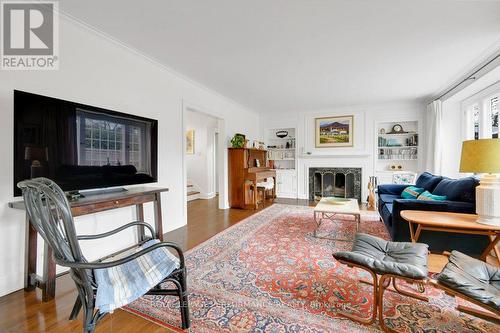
<box><xmin>94</xmin><ymin>239</ymin><xmax>180</xmax><ymax>313</ymax></box>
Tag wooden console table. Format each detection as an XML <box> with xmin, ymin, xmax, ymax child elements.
<box><xmin>8</xmin><ymin>186</ymin><xmax>168</xmax><ymax>302</ymax></box>
<box><xmin>401</xmin><ymin>210</ymin><xmax>500</xmax><ymax>265</ymax></box>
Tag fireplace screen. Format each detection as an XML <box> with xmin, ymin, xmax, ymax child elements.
<box><xmin>309</xmin><ymin>167</ymin><xmax>361</xmax><ymax>202</ymax></box>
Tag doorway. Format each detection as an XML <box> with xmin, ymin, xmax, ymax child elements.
<box><xmin>214</xmin><ymin>132</ymin><xmax>219</xmax><ymax>195</ymax></box>
<box><xmin>182</xmin><ymin>102</ymin><xmax>228</xmax><ymax>226</ymax></box>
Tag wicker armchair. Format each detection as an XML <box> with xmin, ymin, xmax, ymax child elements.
<box><xmin>17</xmin><ymin>178</ymin><xmax>190</xmax><ymax>333</ymax></box>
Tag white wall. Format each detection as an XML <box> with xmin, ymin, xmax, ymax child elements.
<box><xmin>186</xmin><ymin>110</ymin><xmax>218</xmax><ymax>198</ymax></box>
<box><xmin>261</xmin><ymin>103</ymin><xmax>425</xmax><ymax>200</ymax></box>
<box><xmin>0</xmin><ymin>15</ymin><xmax>260</xmax><ymax>296</ymax></box>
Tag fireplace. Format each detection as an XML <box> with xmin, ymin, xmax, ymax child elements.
<box><xmin>308</xmin><ymin>167</ymin><xmax>362</xmax><ymax>202</ymax></box>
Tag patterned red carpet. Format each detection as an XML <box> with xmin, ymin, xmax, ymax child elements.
<box><xmin>124</xmin><ymin>204</ymin><xmax>498</xmax><ymax>332</ymax></box>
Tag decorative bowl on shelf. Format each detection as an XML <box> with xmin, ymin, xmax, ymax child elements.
<box><xmin>275</xmin><ymin>130</ymin><xmax>288</xmax><ymax>138</ymax></box>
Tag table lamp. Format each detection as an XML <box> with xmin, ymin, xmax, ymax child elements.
<box><xmin>459</xmin><ymin>139</ymin><xmax>500</xmax><ymax>225</ymax></box>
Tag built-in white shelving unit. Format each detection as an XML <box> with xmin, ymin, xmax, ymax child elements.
<box><xmin>375</xmin><ymin>120</ymin><xmax>420</xmax><ymax>184</ymax></box>
<box><xmin>266</xmin><ymin>128</ymin><xmax>297</xmax><ymax>198</ymax></box>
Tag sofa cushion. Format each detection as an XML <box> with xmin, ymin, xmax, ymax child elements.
<box><xmin>379</xmin><ymin>194</ymin><xmax>400</xmax><ymax>206</ymax></box>
<box><xmin>417</xmin><ymin>190</ymin><xmax>447</xmax><ymax>201</ymax></box>
<box><xmin>432</xmin><ymin>176</ymin><xmax>478</xmax><ymax>203</ymax></box>
<box><xmin>334</xmin><ymin>233</ymin><xmax>429</xmax><ymax>279</ymax></box>
<box><xmin>437</xmin><ymin>251</ymin><xmax>500</xmax><ymax>311</ymax></box>
<box><xmin>401</xmin><ymin>186</ymin><xmax>425</xmax><ymax>199</ymax></box>
<box><xmin>415</xmin><ymin>172</ymin><xmax>443</xmax><ymax>192</ymax></box>
<box><xmin>377</xmin><ymin>184</ymin><xmax>408</xmax><ymax>195</ymax></box>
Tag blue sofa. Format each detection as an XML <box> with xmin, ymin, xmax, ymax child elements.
<box><xmin>377</xmin><ymin>172</ymin><xmax>489</xmax><ymax>256</ymax></box>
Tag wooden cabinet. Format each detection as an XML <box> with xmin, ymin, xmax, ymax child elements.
<box><xmin>228</xmin><ymin>148</ymin><xmax>275</xmax><ymax>209</ymax></box>
<box><xmin>275</xmin><ymin>169</ymin><xmax>297</xmax><ymax>198</ymax></box>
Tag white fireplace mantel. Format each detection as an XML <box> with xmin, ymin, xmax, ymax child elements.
<box><xmin>298</xmin><ymin>152</ymin><xmax>371</xmax><ymax>158</ymax></box>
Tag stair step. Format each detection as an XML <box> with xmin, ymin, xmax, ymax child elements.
<box><xmin>187</xmin><ymin>184</ymin><xmax>194</xmax><ymax>188</ymax></box>
<box><xmin>187</xmin><ymin>191</ymin><xmax>200</xmax><ymax>196</ymax></box>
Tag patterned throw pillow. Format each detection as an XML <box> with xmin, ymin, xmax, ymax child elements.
<box><xmin>417</xmin><ymin>191</ymin><xmax>447</xmax><ymax>201</ymax></box>
<box><xmin>401</xmin><ymin>186</ymin><xmax>425</xmax><ymax>199</ymax></box>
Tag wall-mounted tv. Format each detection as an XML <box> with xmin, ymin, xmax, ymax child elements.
<box><xmin>14</xmin><ymin>90</ymin><xmax>158</xmax><ymax>196</ymax></box>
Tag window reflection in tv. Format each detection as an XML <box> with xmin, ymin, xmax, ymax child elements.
<box><xmin>14</xmin><ymin>90</ymin><xmax>158</xmax><ymax>196</ymax></box>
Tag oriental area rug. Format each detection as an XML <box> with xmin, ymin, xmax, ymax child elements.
<box><xmin>124</xmin><ymin>204</ymin><xmax>497</xmax><ymax>332</ymax></box>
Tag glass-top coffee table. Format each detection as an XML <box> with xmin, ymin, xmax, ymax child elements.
<box><xmin>313</xmin><ymin>197</ymin><xmax>360</xmax><ymax>241</ymax></box>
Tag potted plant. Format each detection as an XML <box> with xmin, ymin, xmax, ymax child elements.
<box><xmin>230</xmin><ymin>133</ymin><xmax>246</xmax><ymax>148</ymax></box>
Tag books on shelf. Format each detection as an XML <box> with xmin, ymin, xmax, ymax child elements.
<box><xmin>268</xmin><ymin>149</ymin><xmax>295</xmax><ymax>160</ymax></box>
<box><xmin>378</xmin><ymin>147</ymin><xmax>418</xmax><ymax>160</ymax></box>
<box><xmin>378</xmin><ymin>133</ymin><xmax>418</xmax><ymax>147</ymax></box>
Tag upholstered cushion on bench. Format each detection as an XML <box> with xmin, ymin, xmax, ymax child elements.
<box><xmin>333</xmin><ymin>233</ymin><xmax>428</xmax><ymax>279</ymax></box>
<box><xmin>94</xmin><ymin>239</ymin><xmax>180</xmax><ymax>313</ymax></box>
<box><xmin>437</xmin><ymin>251</ymin><xmax>500</xmax><ymax>311</ymax></box>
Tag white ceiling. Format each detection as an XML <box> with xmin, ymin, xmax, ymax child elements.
<box><xmin>61</xmin><ymin>0</ymin><xmax>500</xmax><ymax>113</ymax></box>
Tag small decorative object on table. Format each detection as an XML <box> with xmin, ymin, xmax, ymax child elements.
<box><xmin>390</xmin><ymin>164</ymin><xmax>403</xmax><ymax>170</ymax></box>
<box><xmin>255</xmin><ymin>159</ymin><xmax>260</xmax><ymax>167</ymax></box>
<box><xmin>460</xmin><ymin>139</ymin><xmax>500</xmax><ymax>225</ymax></box>
<box><xmin>325</xmin><ymin>197</ymin><xmax>350</xmax><ymax>205</ymax></box>
<box><xmin>392</xmin><ymin>172</ymin><xmax>417</xmax><ymax>184</ymax></box>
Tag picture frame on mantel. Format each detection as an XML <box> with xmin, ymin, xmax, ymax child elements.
<box><xmin>315</xmin><ymin>115</ymin><xmax>354</xmax><ymax>148</ymax></box>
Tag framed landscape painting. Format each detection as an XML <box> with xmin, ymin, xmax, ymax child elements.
<box><xmin>186</xmin><ymin>129</ymin><xmax>195</xmax><ymax>154</ymax></box>
<box><xmin>315</xmin><ymin>115</ymin><xmax>354</xmax><ymax>148</ymax></box>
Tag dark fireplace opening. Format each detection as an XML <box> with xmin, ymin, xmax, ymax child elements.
<box><xmin>309</xmin><ymin>167</ymin><xmax>361</xmax><ymax>202</ymax></box>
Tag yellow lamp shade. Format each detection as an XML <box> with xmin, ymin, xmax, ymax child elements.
<box><xmin>459</xmin><ymin>139</ymin><xmax>500</xmax><ymax>173</ymax></box>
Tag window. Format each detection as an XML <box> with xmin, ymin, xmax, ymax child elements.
<box><xmin>472</xmin><ymin>103</ymin><xmax>480</xmax><ymax>140</ymax></box>
<box><xmin>128</xmin><ymin>126</ymin><xmax>142</xmax><ymax>167</ymax></box>
<box><xmin>492</xmin><ymin>96</ymin><xmax>498</xmax><ymax>139</ymax></box>
<box><xmin>83</xmin><ymin>117</ymin><xmax>125</xmax><ymax>166</ymax></box>
<box><xmin>76</xmin><ymin>110</ymin><xmax>150</xmax><ymax>172</ymax></box>
<box><xmin>463</xmin><ymin>88</ymin><xmax>500</xmax><ymax>140</ymax></box>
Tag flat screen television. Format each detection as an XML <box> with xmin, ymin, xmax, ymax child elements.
<box><xmin>13</xmin><ymin>90</ymin><xmax>158</xmax><ymax>197</ymax></box>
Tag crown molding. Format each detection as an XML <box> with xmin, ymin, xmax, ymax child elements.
<box><xmin>51</xmin><ymin>5</ymin><xmax>260</xmax><ymax>116</ymax></box>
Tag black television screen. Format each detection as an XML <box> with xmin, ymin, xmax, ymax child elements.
<box><xmin>13</xmin><ymin>90</ymin><xmax>158</xmax><ymax>196</ymax></box>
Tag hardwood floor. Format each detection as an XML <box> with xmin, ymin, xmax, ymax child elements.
<box><xmin>0</xmin><ymin>197</ymin><xmax>489</xmax><ymax>332</ymax></box>
<box><xmin>0</xmin><ymin>197</ymin><xmax>278</xmax><ymax>333</ymax></box>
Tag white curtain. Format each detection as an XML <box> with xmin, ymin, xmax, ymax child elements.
<box><xmin>425</xmin><ymin>100</ymin><xmax>443</xmax><ymax>174</ymax></box>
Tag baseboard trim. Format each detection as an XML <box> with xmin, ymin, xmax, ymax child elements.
<box><xmin>200</xmin><ymin>192</ymin><xmax>216</xmax><ymax>200</ymax></box>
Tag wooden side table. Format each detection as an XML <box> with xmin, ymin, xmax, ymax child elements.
<box><xmin>401</xmin><ymin>210</ymin><xmax>500</xmax><ymax>265</ymax></box>
<box><xmin>9</xmin><ymin>187</ymin><xmax>168</xmax><ymax>302</ymax></box>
